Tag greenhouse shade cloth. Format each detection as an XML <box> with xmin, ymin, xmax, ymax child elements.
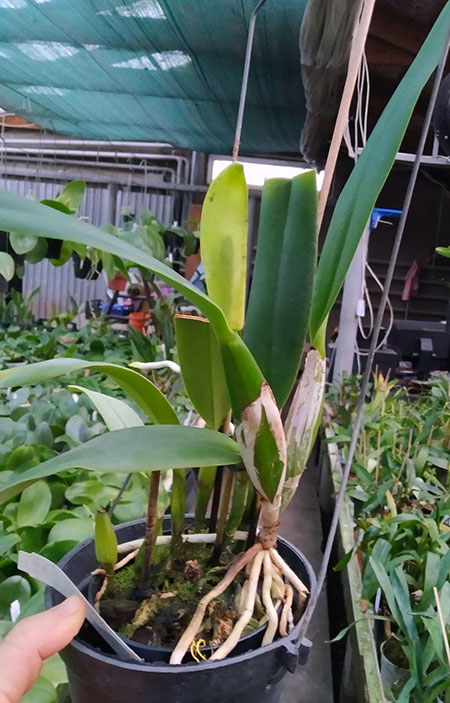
<box><xmin>0</xmin><ymin>0</ymin><xmax>308</xmax><ymax>154</ymax></box>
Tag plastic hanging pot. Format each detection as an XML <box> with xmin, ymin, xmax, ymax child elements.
<box><xmin>46</xmin><ymin>238</ymin><xmax>63</xmax><ymax>260</ymax></box>
<box><xmin>128</xmin><ymin>311</ymin><xmax>150</xmax><ymax>333</ymax></box>
<box><xmin>72</xmin><ymin>253</ymin><xmax>103</xmax><ymax>280</ymax></box>
<box><xmin>108</xmin><ymin>273</ymin><xmax>128</xmax><ymax>292</ymax></box>
<box><xmin>46</xmin><ymin>517</ymin><xmax>316</xmax><ymax>703</ymax></box>
<box><xmin>380</xmin><ymin>639</ymin><xmax>410</xmax><ymax>701</ymax></box>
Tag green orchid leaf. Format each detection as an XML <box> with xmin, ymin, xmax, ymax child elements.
<box><xmin>68</xmin><ymin>385</ymin><xmax>143</xmax><ymax>431</ymax></box>
<box><xmin>0</xmin><ymin>359</ymin><xmax>177</xmax><ymax>425</ymax></box>
<box><xmin>175</xmin><ymin>315</ymin><xmax>230</xmax><ymax>429</ymax></box>
<box><xmin>0</xmin><ymin>426</ymin><xmax>241</xmax><ymax>504</ymax></box>
<box><xmin>201</xmin><ymin>163</ymin><xmax>248</xmax><ymax>331</ymax></box>
<box><xmin>245</xmin><ymin>171</ymin><xmax>318</xmax><ymax>407</ymax></box>
<box><xmin>436</xmin><ymin>245</ymin><xmax>450</xmax><ymax>258</ymax></box>
<box><xmin>282</xmin><ymin>349</ymin><xmax>325</xmax><ymax>511</ymax></box>
<box><xmin>0</xmin><ymin>189</ymin><xmax>232</xmax><ymax>341</ymax></box>
<box><xmin>310</xmin><ymin>2</ymin><xmax>450</xmax><ymax>338</ymax></box>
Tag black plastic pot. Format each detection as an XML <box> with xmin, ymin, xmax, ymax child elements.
<box><xmin>72</xmin><ymin>253</ymin><xmax>103</xmax><ymax>280</ymax></box>
<box><xmin>46</xmin><ymin>518</ymin><xmax>316</xmax><ymax>703</ymax></box>
<box><xmin>46</xmin><ymin>238</ymin><xmax>63</xmax><ymax>260</ymax></box>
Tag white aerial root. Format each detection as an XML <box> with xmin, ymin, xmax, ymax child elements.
<box><xmin>94</xmin><ymin>576</ymin><xmax>108</xmax><ymax>612</ymax></box>
<box><xmin>170</xmin><ymin>542</ymin><xmax>263</xmax><ymax>665</ymax></box>
<box><xmin>238</xmin><ymin>579</ymin><xmax>250</xmax><ymax>615</ymax></box>
<box><xmin>117</xmin><ymin>531</ymin><xmax>248</xmax><ymax>555</ymax></box>
<box><xmin>279</xmin><ymin>585</ymin><xmax>294</xmax><ymax>637</ymax></box>
<box><xmin>270</xmin><ymin>548</ymin><xmax>309</xmax><ymax>609</ymax></box>
<box><xmin>270</xmin><ymin>566</ymin><xmax>286</xmax><ymax>600</ymax></box>
<box><xmin>91</xmin><ymin>548</ymin><xmax>140</xmax><ymax>577</ymax></box>
<box><xmin>210</xmin><ymin>551</ymin><xmax>264</xmax><ymax>660</ymax></box>
<box><xmin>261</xmin><ymin>552</ymin><xmax>278</xmax><ymax>646</ymax></box>
<box><xmin>169</xmin><ymin>542</ymin><xmax>310</xmax><ymax>664</ymax></box>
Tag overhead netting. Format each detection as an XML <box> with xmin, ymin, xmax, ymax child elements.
<box><xmin>0</xmin><ymin>0</ymin><xmax>308</xmax><ymax>153</ymax></box>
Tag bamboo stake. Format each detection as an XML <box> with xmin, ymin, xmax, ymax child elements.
<box><xmin>317</xmin><ymin>0</ymin><xmax>376</xmax><ymax>230</ymax></box>
<box><xmin>433</xmin><ymin>587</ymin><xmax>450</xmax><ymax>667</ymax></box>
<box><xmin>117</xmin><ymin>531</ymin><xmax>249</xmax><ymax>555</ymax></box>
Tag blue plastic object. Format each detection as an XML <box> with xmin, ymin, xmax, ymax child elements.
<box><xmin>371</xmin><ymin>208</ymin><xmax>402</xmax><ymax>230</ymax></box>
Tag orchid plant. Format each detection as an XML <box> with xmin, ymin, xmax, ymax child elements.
<box><xmin>0</xmin><ymin>2</ymin><xmax>447</xmax><ymax>663</ymax></box>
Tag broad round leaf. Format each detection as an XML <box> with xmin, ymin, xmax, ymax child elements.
<box><xmin>17</xmin><ymin>480</ymin><xmax>52</xmax><ymax>528</ymax></box>
<box><xmin>0</xmin><ymin>575</ymin><xmax>31</xmax><ymax>619</ymax></box>
<box><xmin>9</xmin><ymin>231</ymin><xmax>38</xmax><ymax>254</ymax></box>
<box><xmin>21</xmin><ymin>675</ymin><xmax>56</xmax><ymax>703</ymax></box>
<box><xmin>0</xmin><ymin>252</ymin><xmax>14</xmax><ymax>282</ymax></box>
<box><xmin>48</xmin><ymin>518</ymin><xmax>94</xmax><ymax>544</ymax></box>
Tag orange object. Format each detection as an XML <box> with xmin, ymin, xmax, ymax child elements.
<box><xmin>129</xmin><ymin>312</ymin><xmax>150</xmax><ymax>333</ymax></box>
<box><xmin>108</xmin><ymin>273</ymin><xmax>128</xmax><ymax>292</ymax></box>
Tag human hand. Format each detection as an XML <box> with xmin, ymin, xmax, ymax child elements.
<box><xmin>0</xmin><ymin>595</ymin><xmax>86</xmax><ymax>703</ymax></box>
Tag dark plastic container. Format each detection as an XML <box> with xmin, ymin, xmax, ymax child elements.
<box><xmin>72</xmin><ymin>252</ymin><xmax>103</xmax><ymax>280</ymax></box>
<box><xmin>46</xmin><ymin>518</ymin><xmax>315</xmax><ymax>703</ymax></box>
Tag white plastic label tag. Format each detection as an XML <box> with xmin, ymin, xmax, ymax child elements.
<box><xmin>18</xmin><ymin>551</ymin><xmax>143</xmax><ymax>663</ymax></box>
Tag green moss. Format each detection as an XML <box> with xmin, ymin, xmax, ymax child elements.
<box><xmin>108</xmin><ymin>562</ymin><xmax>138</xmax><ymax>599</ymax></box>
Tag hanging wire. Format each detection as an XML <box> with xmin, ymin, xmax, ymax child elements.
<box><xmin>232</xmin><ymin>0</ymin><xmax>269</xmax><ymax>161</ymax></box>
<box><xmin>295</xmin><ymin>29</ymin><xmax>450</xmax><ymax>650</ymax></box>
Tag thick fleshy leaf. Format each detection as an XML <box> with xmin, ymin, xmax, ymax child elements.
<box><xmin>200</xmin><ymin>163</ymin><xmax>248</xmax><ymax>331</ymax></box>
<box><xmin>0</xmin><ymin>426</ymin><xmax>241</xmax><ymax>504</ymax></box>
<box><xmin>0</xmin><ymin>252</ymin><xmax>14</xmax><ymax>282</ymax></box>
<box><xmin>0</xmin><ymin>359</ymin><xmax>177</xmax><ymax>425</ymax></box>
<box><xmin>245</xmin><ymin>172</ymin><xmax>318</xmax><ymax>408</ymax></box>
<box><xmin>0</xmin><ymin>189</ymin><xmax>232</xmax><ymax>341</ymax></box>
<box><xmin>68</xmin><ymin>385</ymin><xmax>143</xmax><ymax>430</ymax></box>
<box><xmin>219</xmin><ymin>332</ymin><xmax>265</xmax><ymax>420</ymax></box>
<box><xmin>309</xmin><ymin>2</ymin><xmax>450</xmax><ymax>340</ymax></box>
<box><xmin>69</xmin><ymin>385</ymin><xmax>173</xmax><ymax>519</ymax></box>
<box><xmin>0</xmin><ymin>184</ymin><xmax>269</xmax><ymax>421</ymax></box>
<box><xmin>281</xmin><ymin>349</ymin><xmax>325</xmax><ymax>511</ymax></box>
<box><xmin>175</xmin><ymin>315</ymin><xmax>230</xmax><ymax>429</ymax></box>
<box><xmin>236</xmin><ymin>383</ymin><xmax>286</xmax><ymax>503</ymax></box>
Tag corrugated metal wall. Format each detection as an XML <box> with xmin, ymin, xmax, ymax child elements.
<box><xmin>0</xmin><ymin>176</ymin><xmax>175</xmax><ymax>319</ymax></box>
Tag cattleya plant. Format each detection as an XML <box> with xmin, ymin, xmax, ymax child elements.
<box><xmin>0</xmin><ymin>2</ymin><xmax>447</xmax><ymax>663</ymax></box>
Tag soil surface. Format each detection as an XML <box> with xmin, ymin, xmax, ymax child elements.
<box><xmin>98</xmin><ymin>542</ymin><xmax>266</xmax><ymax>648</ymax></box>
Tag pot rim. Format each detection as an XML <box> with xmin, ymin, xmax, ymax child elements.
<box><xmin>46</xmin><ymin>518</ymin><xmax>316</xmax><ymax>672</ymax></box>
<box><xmin>380</xmin><ymin>638</ymin><xmax>410</xmax><ymax>673</ymax></box>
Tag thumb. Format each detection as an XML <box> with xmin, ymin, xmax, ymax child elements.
<box><xmin>0</xmin><ymin>595</ymin><xmax>86</xmax><ymax>703</ymax></box>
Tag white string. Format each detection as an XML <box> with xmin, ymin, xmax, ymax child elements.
<box><xmin>345</xmin><ymin>50</ymin><xmax>395</xmax><ymax>362</ymax></box>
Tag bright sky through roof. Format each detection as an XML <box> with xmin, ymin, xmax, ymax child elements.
<box><xmin>211</xmin><ymin>159</ymin><xmax>324</xmax><ymax>188</ymax></box>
